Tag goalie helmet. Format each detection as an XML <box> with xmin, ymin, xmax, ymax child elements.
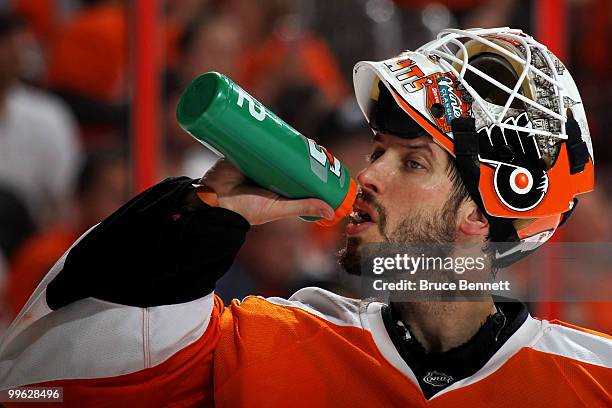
<box><xmin>353</xmin><ymin>27</ymin><xmax>594</xmax><ymax>266</ymax></box>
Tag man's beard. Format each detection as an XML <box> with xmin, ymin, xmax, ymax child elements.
<box><xmin>338</xmin><ymin>190</ymin><xmax>460</xmax><ymax>275</ymax></box>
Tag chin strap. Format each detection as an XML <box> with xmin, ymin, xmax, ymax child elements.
<box><xmin>450</xmin><ymin>118</ymin><xmax>483</xmax><ymax>209</ymax></box>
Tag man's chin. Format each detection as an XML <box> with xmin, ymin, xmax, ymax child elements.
<box><xmin>338</xmin><ymin>236</ymin><xmax>363</xmax><ymax>275</ymax></box>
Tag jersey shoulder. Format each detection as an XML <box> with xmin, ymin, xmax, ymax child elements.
<box><xmin>224</xmin><ymin>286</ymin><xmax>368</xmax><ymax>330</ymax></box>
<box><xmin>217</xmin><ymin>287</ymin><xmax>381</xmax><ymax>348</ymax></box>
<box><xmin>530</xmin><ymin>319</ymin><xmax>612</xmax><ymax>369</ymax></box>
<box><xmin>214</xmin><ymin>287</ymin><xmax>384</xmax><ymax>384</ymax></box>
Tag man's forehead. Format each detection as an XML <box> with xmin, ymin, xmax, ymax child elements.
<box><xmin>372</xmin><ymin>132</ymin><xmax>437</xmax><ymax>150</ymax></box>
<box><xmin>371</xmin><ymin>132</ymin><xmax>450</xmax><ymax>164</ymax></box>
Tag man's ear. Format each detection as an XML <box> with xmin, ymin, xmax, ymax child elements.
<box><xmin>458</xmin><ymin>201</ymin><xmax>489</xmax><ymax>237</ymax></box>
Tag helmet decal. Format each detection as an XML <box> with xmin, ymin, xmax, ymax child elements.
<box><xmin>423</xmin><ymin>73</ymin><xmax>472</xmax><ymax>133</ymax></box>
<box><xmin>478</xmin><ymin>113</ymin><xmax>549</xmax><ymax>212</ymax></box>
<box><xmin>382</xmin><ymin>57</ymin><xmax>429</xmax><ymax>93</ymax></box>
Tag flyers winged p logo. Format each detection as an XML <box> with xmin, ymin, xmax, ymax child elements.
<box><xmin>478</xmin><ymin>113</ymin><xmax>549</xmax><ymax>212</ymax></box>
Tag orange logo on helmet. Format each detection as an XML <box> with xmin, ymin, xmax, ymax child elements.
<box><xmin>478</xmin><ymin>113</ymin><xmax>549</xmax><ymax>213</ymax></box>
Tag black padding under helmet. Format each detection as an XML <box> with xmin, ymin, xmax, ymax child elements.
<box><xmin>369</xmin><ymin>81</ymin><xmax>427</xmax><ymax>138</ymax></box>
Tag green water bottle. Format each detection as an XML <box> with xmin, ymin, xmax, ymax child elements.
<box><xmin>176</xmin><ymin>72</ymin><xmax>357</xmax><ymax>226</ymax></box>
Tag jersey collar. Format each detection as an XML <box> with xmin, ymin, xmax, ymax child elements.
<box><xmin>361</xmin><ymin>299</ymin><xmax>543</xmax><ymax>399</ymax></box>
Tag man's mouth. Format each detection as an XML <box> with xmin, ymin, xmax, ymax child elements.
<box><xmin>346</xmin><ymin>199</ymin><xmax>377</xmax><ymax>236</ymax></box>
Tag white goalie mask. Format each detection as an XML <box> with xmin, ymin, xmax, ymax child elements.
<box><xmin>353</xmin><ymin>27</ymin><xmax>594</xmax><ymax>265</ymax></box>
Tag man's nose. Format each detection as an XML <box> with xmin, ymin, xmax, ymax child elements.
<box><xmin>357</xmin><ymin>163</ymin><xmax>383</xmax><ymax>195</ymax></box>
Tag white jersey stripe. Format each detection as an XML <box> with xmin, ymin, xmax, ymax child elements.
<box><xmin>260</xmin><ymin>287</ymin><xmax>364</xmax><ymax>328</ymax></box>
<box><xmin>0</xmin><ymin>293</ymin><xmax>215</xmax><ymax>390</ymax></box>
<box><xmin>531</xmin><ymin>322</ymin><xmax>612</xmax><ymax>368</ymax></box>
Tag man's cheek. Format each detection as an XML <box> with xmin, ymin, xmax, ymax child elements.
<box><xmin>378</xmin><ymin>217</ymin><xmax>388</xmax><ymax>236</ymax></box>
<box><xmin>380</xmin><ymin>208</ymin><xmax>403</xmax><ymax>237</ymax></box>
<box><xmin>374</xmin><ymin>202</ymin><xmax>389</xmax><ymax>235</ymax></box>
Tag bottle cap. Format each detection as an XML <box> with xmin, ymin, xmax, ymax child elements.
<box><xmin>316</xmin><ymin>178</ymin><xmax>358</xmax><ymax>227</ymax></box>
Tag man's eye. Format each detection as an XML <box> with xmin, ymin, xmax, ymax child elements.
<box><xmin>405</xmin><ymin>160</ymin><xmax>425</xmax><ymax>170</ymax></box>
<box><xmin>368</xmin><ymin>149</ymin><xmax>384</xmax><ymax>163</ymax></box>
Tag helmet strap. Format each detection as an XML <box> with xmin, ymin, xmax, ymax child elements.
<box><xmin>566</xmin><ymin>118</ymin><xmax>589</xmax><ymax>174</ymax></box>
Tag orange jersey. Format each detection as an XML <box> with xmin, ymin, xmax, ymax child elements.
<box><xmin>0</xmin><ymin>281</ymin><xmax>610</xmax><ymax>407</ymax></box>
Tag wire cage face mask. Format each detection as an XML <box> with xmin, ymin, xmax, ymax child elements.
<box><xmin>354</xmin><ymin>27</ymin><xmax>594</xmax><ymax>225</ymax></box>
<box><xmin>420</xmin><ymin>27</ymin><xmax>591</xmax><ymax>161</ymax></box>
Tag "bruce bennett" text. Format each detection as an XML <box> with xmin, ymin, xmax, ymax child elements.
<box><xmin>373</xmin><ymin>279</ymin><xmax>511</xmax><ymax>292</ymax></box>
